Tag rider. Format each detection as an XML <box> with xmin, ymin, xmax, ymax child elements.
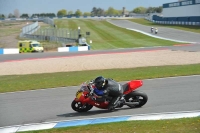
<box><xmin>155</xmin><ymin>28</ymin><xmax>158</xmax><ymax>34</ymax></box>
<box><xmin>93</xmin><ymin>76</ymin><xmax>124</xmax><ymax>111</ymax></box>
<box><xmin>151</xmin><ymin>27</ymin><xmax>154</xmax><ymax>33</ymax></box>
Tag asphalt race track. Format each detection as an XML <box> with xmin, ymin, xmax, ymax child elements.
<box><xmin>0</xmin><ymin>75</ymin><xmax>200</xmax><ymax>127</ymax></box>
<box><xmin>108</xmin><ymin>20</ymin><xmax>200</xmax><ymax>43</ymax></box>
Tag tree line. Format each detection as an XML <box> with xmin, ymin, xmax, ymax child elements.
<box><xmin>1</xmin><ymin>6</ymin><xmax>162</xmax><ymax>19</ymax></box>
<box><xmin>56</xmin><ymin>6</ymin><xmax>162</xmax><ymax>17</ymax></box>
<box><xmin>132</xmin><ymin>6</ymin><xmax>162</xmax><ymax>14</ymax></box>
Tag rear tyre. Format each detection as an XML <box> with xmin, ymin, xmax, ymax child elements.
<box><xmin>71</xmin><ymin>100</ymin><xmax>93</xmax><ymax>112</ymax></box>
<box><xmin>125</xmin><ymin>90</ymin><xmax>148</xmax><ymax>108</ymax></box>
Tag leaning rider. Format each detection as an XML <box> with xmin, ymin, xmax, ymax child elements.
<box><xmin>93</xmin><ymin>76</ymin><xmax>124</xmax><ymax>111</ymax></box>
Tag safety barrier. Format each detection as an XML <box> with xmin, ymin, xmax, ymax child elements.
<box><xmin>58</xmin><ymin>45</ymin><xmax>89</xmax><ymax>52</ymax></box>
<box><xmin>0</xmin><ymin>46</ymin><xmax>90</xmax><ymax>54</ymax></box>
<box><xmin>0</xmin><ymin>45</ymin><xmax>90</xmax><ymax>55</ymax></box>
<box><xmin>0</xmin><ymin>48</ymin><xmax>19</xmax><ymax>54</ymax></box>
<box><xmin>145</xmin><ymin>18</ymin><xmax>200</xmax><ymax>26</ymax></box>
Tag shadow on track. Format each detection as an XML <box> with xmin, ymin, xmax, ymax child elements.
<box><xmin>57</xmin><ymin>107</ymin><xmax>136</xmax><ymax>118</ymax></box>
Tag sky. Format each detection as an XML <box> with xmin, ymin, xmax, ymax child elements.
<box><xmin>0</xmin><ymin>0</ymin><xmax>176</xmax><ymax>16</ymax></box>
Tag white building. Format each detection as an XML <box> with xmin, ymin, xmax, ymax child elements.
<box><xmin>152</xmin><ymin>0</ymin><xmax>200</xmax><ymax>23</ymax></box>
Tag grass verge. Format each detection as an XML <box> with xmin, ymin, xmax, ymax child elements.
<box><xmin>0</xmin><ymin>64</ymin><xmax>200</xmax><ymax>93</ymax></box>
<box><xmin>21</xmin><ymin>117</ymin><xmax>200</xmax><ymax>133</ymax></box>
<box><xmin>128</xmin><ymin>18</ymin><xmax>200</xmax><ymax>34</ymax></box>
<box><xmin>54</xmin><ymin>19</ymin><xmax>179</xmax><ymax>50</ymax></box>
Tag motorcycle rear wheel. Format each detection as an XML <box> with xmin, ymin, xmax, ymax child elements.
<box><xmin>71</xmin><ymin>100</ymin><xmax>93</xmax><ymax>112</ymax></box>
<box><xmin>125</xmin><ymin>90</ymin><xmax>148</xmax><ymax>108</ymax></box>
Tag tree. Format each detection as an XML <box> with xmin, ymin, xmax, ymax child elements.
<box><xmin>133</xmin><ymin>8</ymin><xmax>140</xmax><ymax>13</ymax></box>
<box><xmin>20</xmin><ymin>14</ymin><xmax>29</xmax><ymax>18</ymax></box>
<box><xmin>31</xmin><ymin>14</ymin><xmax>39</xmax><ymax>18</ymax></box>
<box><xmin>133</xmin><ymin>7</ymin><xmax>147</xmax><ymax>14</ymax></box>
<box><xmin>68</xmin><ymin>10</ymin><xmax>73</xmax><ymax>15</ymax></box>
<box><xmin>96</xmin><ymin>8</ymin><xmax>105</xmax><ymax>16</ymax></box>
<box><xmin>14</xmin><ymin>9</ymin><xmax>20</xmax><ymax>18</ymax></box>
<box><xmin>146</xmin><ymin>7</ymin><xmax>155</xmax><ymax>13</ymax></box>
<box><xmin>145</xmin><ymin>6</ymin><xmax>162</xmax><ymax>13</ymax></box>
<box><xmin>106</xmin><ymin>7</ymin><xmax>115</xmax><ymax>15</ymax></box>
<box><xmin>57</xmin><ymin>9</ymin><xmax>67</xmax><ymax>17</ymax></box>
<box><xmin>0</xmin><ymin>14</ymin><xmax>5</xmax><ymax>18</ymax></box>
<box><xmin>50</xmin><ymin>13</ymin><xmax>56</xmax><ymax>17</ymax></box>
<box><xmin>105</xmin><ymin>7</ymin><xmax>120</xmax><ymax>16</ymax></box>
<box><xmin>91</xmin><ymin>7</ymin><xmax>97</xmax><ymax>16</ymax></box>
<box><xmin>83</xmin><ymin>12</ymin><xmax>91</xmax><ymax>16</ymax></box>
<box><xmin>8</xmin><ymin>13</ymin><xmax>15</xmax><ymax>18</ymax></box>
<box><xmin>75</xmin><ymin>9</ymin><xmax>82</xmax><ymax>16</ymax></box>
<box><xmin>155</xmin><ymin>6</ymin><xmax>163</xmax><ymax>13</ymax></box>
<box><xmin>30</xmin><ymin>13</ymin><xmax>56</xmax><ymax>18</ymax></box>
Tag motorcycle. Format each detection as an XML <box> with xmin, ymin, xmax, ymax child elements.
<box><xmin>151</xmin><ymin>28</ymin><xmax>154</xmax><ymax>33</ymax></box>
<box><xmin>71</xmin><ymin>80</ymin><xmax>148</xmax><ymax>112</ymax></box>
<box><xmin>155</xmin><ymin>29</ymin><xmax>158</xmax><ymax>34</ymax></box>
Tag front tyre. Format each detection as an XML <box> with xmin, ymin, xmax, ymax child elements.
<box><xmin>125</xmin><ymin>90</ymin><xmax>148</xmax><ymax>108</ymax></box>
<box><xmin>71</xmin><ymin>100</ymin><xmax>93</xmax><ymax>112</ymax></box>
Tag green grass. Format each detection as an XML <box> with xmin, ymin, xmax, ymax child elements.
<box><xmin>54</xmin><ymin>19</ymin><xmax>179</xmax><ymax>50</ymax></box>
<box><xmin>1</xmin><ymin>64</ymin><xmax>200</xmax><ymax>93</ymax></box>
<box><xmin>0</xmin><ymin>22</ymin><xmax>21</xmax><ymax>37</ymax></box>
<box><xmin>129</xmin><ymin>18</ymin><xmax>200</xmax><ymax>34</ymax></box>
<box><xmin>21</xmin><ymin>117</ymin><xmax>200</xmax><ymax>133</ymax></box>
<box><xmin>1</xmin><ymin>19</ymin><xmax>183</xmax><ymax>50</ymax></box>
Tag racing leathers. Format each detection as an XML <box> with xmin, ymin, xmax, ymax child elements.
<box><xmin>104</xmin><ymin>78</ymin><xmax>124</xmax><ymax>110</ymax></box>
<box><xmin>92</xmin><ymin>78</ymin><xmax>124</xmax><ymax>111</ymax></box>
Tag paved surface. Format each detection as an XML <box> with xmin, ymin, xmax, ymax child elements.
<box><xmin>108</xmin><ymin>20</ymin><xmax>200</xmax><ymax>43</ymax></box>
<box><xmin>0</xmin><ymin>76</ymin><xmax>200</xmax><ymax>127</ymax></box>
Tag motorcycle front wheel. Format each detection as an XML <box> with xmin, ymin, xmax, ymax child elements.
<box><xmin>125</xmin><ymin>90</ymin><xmax>148</xmax><ymax>108</ymax></box>
<box><xmin>71</xmin><ymin>100</ymin><xmax>93</xmax><ymax>112</ymax></box>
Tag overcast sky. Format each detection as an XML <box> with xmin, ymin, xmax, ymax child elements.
<box><xmin>0</xmin><ymin>0</ymin><xmax>176</xmax><ymax>16</ymax></box>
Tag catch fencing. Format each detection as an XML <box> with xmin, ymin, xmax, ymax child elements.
<box><xmin>20</xmin><ymin>19</ymin><xmax>79</xmax><ymax>44</ymax></box>
<box><xmin>43</xmin><ymin>17</ymin><xmax>54</xmax><ymax>26</ymax></box>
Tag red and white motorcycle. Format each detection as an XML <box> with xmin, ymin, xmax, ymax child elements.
<box><xmin>71</xmin><ymin>80</ymin><xmax>148</xmax><ymax>112</ymax></box>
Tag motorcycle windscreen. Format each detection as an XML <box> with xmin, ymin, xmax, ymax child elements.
<box><xmin>79</xmin><ymin>85</ymin><xmax>90</xmax><ymax>92</ymax></box>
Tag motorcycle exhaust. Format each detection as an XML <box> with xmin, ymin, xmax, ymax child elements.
<box><xmin>124</xmin><ymin>102</ymin><xmax>139</xmax><ymax>106</ymax></box>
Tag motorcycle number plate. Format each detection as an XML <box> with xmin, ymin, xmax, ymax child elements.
<box><xmin>76</xmin><ymin>91</ymin><xmax>83</xmax><ymax>99</ymax></box>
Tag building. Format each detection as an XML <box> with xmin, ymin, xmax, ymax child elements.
<box><xmin>152</xmin><ymin>0</ymin><xmax>200</xmax><ymax>25</ymax></box>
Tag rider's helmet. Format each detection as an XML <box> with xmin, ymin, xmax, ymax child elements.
<box><xmin>94</xmin><ymin>76</ymin><xmax>106</xmax><ymax>90</ymax></box>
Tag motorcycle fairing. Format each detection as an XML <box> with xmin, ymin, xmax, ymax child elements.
<box><xmin>124</xmin><ymin>80</ymin><xmax>143</xmax><ymax>94</ymax></box>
